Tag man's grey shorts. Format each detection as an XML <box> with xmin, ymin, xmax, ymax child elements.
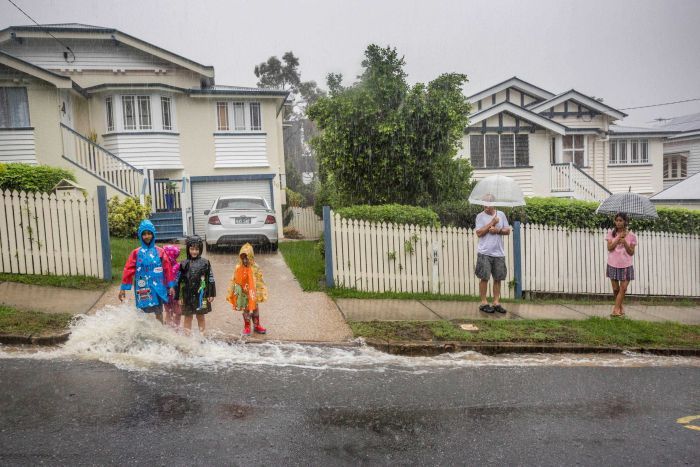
<box><xmin>475</xmin><ymin>253</ymin><xmax>507</xmax><ymax>281</ymax></box>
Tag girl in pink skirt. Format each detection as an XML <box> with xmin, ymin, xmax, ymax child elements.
<box><xmin>162</xmin><ymin>244</ymin><xmax>182</xmax><ymax>327</ymax></box>
<box><xmin>605</xmin><ymin>212</ymin><xmax>637</xmax><ymax>317</ymax></box>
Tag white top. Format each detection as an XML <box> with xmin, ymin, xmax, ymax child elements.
<box><xmin>475</xmin><ymin>210</ymin><xmax>510</xmax><ymax>257</ymax></box>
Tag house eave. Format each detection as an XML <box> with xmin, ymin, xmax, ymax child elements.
<box><xmin>530</xmin><ymin>90</ymin><xmax>628</xmax><ymax>120</ymax></box>
<box><xmin>0</xmin><ymin>50</ymin><xmax>73</xmax><ymax>89</ymax></box>
<box><xmin>467</xmin><ymin>76</ymin><xmax>555</xmax><ymax>103</ymax></box>
<box><xmin>467</xmin><ymin>102</ymin><xmax>567</xmax><ymax>135</ymax></box>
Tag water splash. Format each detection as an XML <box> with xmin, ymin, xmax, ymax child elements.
<box><xmin>0</xmin><ymin>304</ymin><xmax>697</xmax><ymax>372</ymax></box>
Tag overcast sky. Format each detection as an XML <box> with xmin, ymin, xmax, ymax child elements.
<box><xmin>1</xmin><ymin>0</ymin><xmax>699</xmax><ymax>125</ymax></box>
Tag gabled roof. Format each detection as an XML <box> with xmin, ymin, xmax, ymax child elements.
<box><xmin>0</xmin><ymin>49</ymin><xmax>73</xmax><ymax>88</ymax></box>
<box><xmin>650</xmin><ymin>172</ymin><xmax>700</xmax><ymax>201</ymax></box>
<box><xmin>467</xmin><ymin>76</ymin><xmax>555</xmax><ymax>103</ymax></box>
<box><xmin>467</xmin><ymin>101</ymin><xmax>567</xmax><ymax>135</ymax></box>
<box><xmin>83</xmin><ymin>82</ymin><xmax>289</xmax><ymax>99</ymax></box>
<box><xmin>654</xmin><ymin>112</ymin><xmax>700</xmax><ymax>133</ymax></box>
<box><xmin>0</xmin><ymin>24</ymin><xmax>215</xmax><ymax>80</ymax></box>
<box><xmin>529</xmin><ymin>89</ymin><xmax>627</xmax><ymax>120</ymax></box>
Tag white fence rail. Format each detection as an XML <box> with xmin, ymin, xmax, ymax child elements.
<box><xmin>550</xmin><ymin>163</ymin><xmax>610</xmax><ymax>201</ymax></box>
<box><xmin>522</xmin><ymin>224</ymin><xmax>700</xmax><ymax>297</ymax></box>
<box><xmin>329</xmin><ymin>213</ymin><xmax>515</xmax><ymax>297</ymax></box>
<box><xmin>327</xmin><ymin>212</ymin><xmax>700</xmax><ymax>298</ymax></box>
<box><xmin>289</xmin><ymin>207</ymin><xmax>323</xmax><ymax>239</ymax></box>
<box><xmin>0</xmin><ymin>190</ymin><xmax>106</xmax><ymax>278</ymax></box>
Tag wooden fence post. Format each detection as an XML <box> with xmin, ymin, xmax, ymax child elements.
<box><xmin>97</xmin><ymin>186</ymin><xmax>112</xmax><ymax>281</ymax></box>
<box><xmin>323</xmin><ymin>205</ymin><xmax>334</xmax><ymax>288</ymax></box>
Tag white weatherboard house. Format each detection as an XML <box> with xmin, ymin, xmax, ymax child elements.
<box><xmin>459</xmin><ymin>77</ymin><xmax>677</xmax><ymax>201</ymax></box>
<box><xmin>0</xmin><ymin>24</ymin><xmax>288</xmax><ymax>239</ymax></box>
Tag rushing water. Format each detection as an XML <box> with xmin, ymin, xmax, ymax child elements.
<box><xmin>0</xmin><ymin>304</ymin><xmax>698</xmax><ymax>373</ymax></box>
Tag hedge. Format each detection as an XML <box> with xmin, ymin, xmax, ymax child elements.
<box><xmin>0</xmin><ymin>163</ymin><xmax>76</xmax><ymax>193</ymax></box>
<box><xmin>108</xmin><ymin>196</ymin><xmax>152</xmax><ymax>238</ymax></box>
<box><xmin>335</xmin><ymin>204</ymin><xmax>441</xmax><ymax>228</ymax></box>
<box><xmin>432</xmin><ymin>197</ymin><xmax>700</xmax><ymax>235</ymax></box>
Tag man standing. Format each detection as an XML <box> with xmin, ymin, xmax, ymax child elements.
<box><xmin>474</xmin><ymin>194</ymin><xmax>511</xmax><ymax>313</ymax></box>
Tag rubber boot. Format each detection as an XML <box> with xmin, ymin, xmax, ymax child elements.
<box><xmin>242</xmin><ymin>314</ymin><xmax>251</xmax><ymax>336</ymax></box>
<box><xmin>252</xmin><ymin>313</ymin><xmax>267</xmax><ymax>334</ymax></box>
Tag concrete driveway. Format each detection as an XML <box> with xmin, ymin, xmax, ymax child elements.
<box><xmin>193</xmin><ymin>246</ymin><xmax>352</xmax><ymax>342</ymax></box>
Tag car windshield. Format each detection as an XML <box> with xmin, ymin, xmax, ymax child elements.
<box><xmin>215</xmin><ymin>198</ymin><xmax>267</xmax><ymax>210</ymax></box>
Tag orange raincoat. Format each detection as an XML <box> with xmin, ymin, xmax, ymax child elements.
<box><xmin>226</xmin><ymin>243</ymin><xmax>267</xmax><ymax>311</ymax></box>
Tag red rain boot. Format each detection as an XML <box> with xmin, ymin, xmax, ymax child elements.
<box><xmin>253</xmin><ymin>315</ymin><xmax>267</xmax><ymax>334</ymax></box>
<box><xmin>242</xmin><ymin>316</ymin><xmax>251</xmax><ymax>336</ymax></box>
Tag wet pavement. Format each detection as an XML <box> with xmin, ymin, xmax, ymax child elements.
<box><xmin>0</xmin><ymin>357</ymin><xmax>698</xmax><ymax>465</ymax></box>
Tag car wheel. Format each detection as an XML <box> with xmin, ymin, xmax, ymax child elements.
<box><xmin>207</xmin><ymin>243</ymin><xmax>217</xmax><ymax>253</ymax></box>
<box><xmin>270</xmin><ymin>242</ymin><xmax>278</xmax><ymax>252</ymax></box>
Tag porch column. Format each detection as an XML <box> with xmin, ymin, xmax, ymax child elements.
<box><xmin>554</xmin><ymin>135</ymin><xmax>563</xmax><ymax>164</ymax></box>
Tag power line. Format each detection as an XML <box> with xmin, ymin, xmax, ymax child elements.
<box><xmin>5</xmin><ymin>0</ymin><xmax>75</xmax><ymax>63</ymax></box>
<box><xmin>620</xmin><ymin>97</ymin><xmax>700</xmax><ymax>110</ymax></box>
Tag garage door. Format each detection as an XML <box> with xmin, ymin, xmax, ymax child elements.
<box><xmin>191</xmin><ymin>179</ymin><xmax>272</xmax><ymax>236</ymax></box>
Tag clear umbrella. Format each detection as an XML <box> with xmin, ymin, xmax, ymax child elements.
<box><xmin>596</xmin><ymin>191</ymin><xmax>658</xmax><ymax>219</ymax></box>
<box><xmin>468</xmin><ymin>175</ymin><xmax>526</xmax><ymax>207</ymax></box>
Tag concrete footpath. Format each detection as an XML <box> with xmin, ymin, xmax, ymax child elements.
<box><xmin>335</xmin><ymin>298</ymin><xmax>700</xmax><ymax>324</ymax></box>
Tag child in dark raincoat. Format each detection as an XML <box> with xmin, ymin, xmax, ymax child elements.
<box><xmin>226</xmin><ymin>243</ymin><xmax>267</xmax><ymax>336</ymax></box>
<box><xmin>118</xmin><ymin>220</ymin><xmax>177</xmax><ymax>323</ymax></box>
<box><xmin>176</xmin><ymin>235</ymin><xmax>216</xmax><ymax>335</ymax></box>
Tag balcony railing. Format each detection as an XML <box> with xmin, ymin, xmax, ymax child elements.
<box><xmin>551</xmin><ymin>163</ymin><xmax>611</xmax><ymax>201</ymax></box>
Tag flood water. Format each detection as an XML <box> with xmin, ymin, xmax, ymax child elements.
<box><xmin>1</xmin><ymin>304</ymin><xmax>698</xmax><ymax>372</ymax></box>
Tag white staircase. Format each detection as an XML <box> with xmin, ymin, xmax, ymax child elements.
<box><xmin>550</xmin><ymin>163</ymin><xmax>611</xmax><ymax>201</ymax></box>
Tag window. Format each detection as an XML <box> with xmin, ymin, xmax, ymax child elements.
<box><xmin>122</xmin><ymin>96</ymin><xmax>136</xmax><ymax>130</ymax></box>
<box><xmin>249</xmin><ymin>102</ymin><xmax>261</xmax><ymax>131</ymax></box>
<box><xmin>105</xmin><ymin>97</ymin><xmax>114</xmax><ymax>132</ymax></box>
<box><xmin>663</xmin><ymin>154</ymin><xmax>687</xmax><ymax>181</ymax></box>
<box><xmin>563</xmin><ymin>135</ymin><xmax>585</xmax><ymax>166</ymax></box>
<box><xmin>215</xmin><ymin>102</ymin><xmax>262</xmax><ymax>132</ymax></box>
<box><xmin>233</xmin><ymin>102</ymin><xmax>245</xmax><ymax>131</ymax></box>
<box><xmin>0</xmin><ymin>87</ymin><xmax>30</xmax><ymax>128</ymax></box>
<box><xmin>609</xmin><ymin>139</ymin><xmax>649</xmax><ymax>165</ymax></box>
<box><xmin>137</xmin><ymin>96</ymin><xmax>151</xmax><ymax>130</ymax></box>
<box><xmin>469</xmin><ymin>134</ymin><xmax>529</xmax><ymax>168</ymax></box>
<box><xmin>161</xmin><ymin>97</ymin><xmax>172</xmax><ymax>131</ymax></box>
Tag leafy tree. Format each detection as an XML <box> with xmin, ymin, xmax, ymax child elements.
<box><xmin>307</xmin><ymin>44</ymin><xmax>473</xmax><ymax>207</ymax></box>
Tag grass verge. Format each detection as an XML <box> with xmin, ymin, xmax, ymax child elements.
<box><xmin>0</xmin><ymin>272</ymin><xmax>107</xmax><ymax>290</ymax></box>
<box><xmin>110</xmin><ymin>236</ymin><xmax>140</xmax><ymax>283</ymax></box>
<box><xmin>279</xmin><ymin>240</ymin><xmax>325</xmax><ymax>291</ymax></box>
<box><xmin>0</xmin><ymin>305</ymin><xmax>73</xmax><ymax>337</ymax></box>
<box><xmin>350</xmin><ymin>318</ymin><xmax>700</xmax><ymax>349</ymax></box>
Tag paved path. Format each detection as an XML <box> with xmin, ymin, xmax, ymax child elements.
<box><xmin>0</xmin><ymin>282</ymin><xmax>103</xmax><ymax>315</ymax></box>
<box><xmin>335</xmin><ymin>299</ymin><xmax>700</xmax><ymax>324</ymax></box>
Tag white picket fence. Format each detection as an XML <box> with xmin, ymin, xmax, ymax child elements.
<box><xmin>329</xmin><ymin>213</ymin><xmax>516</xmax><ymax>297</ymax></box>
<box><xmin>288</xmin><ymin>207</ymin><xmax>324</xmax><ymax>239</ymax></box>
<box><xmin>522</xmin><ymin>224</ymin><xmax>700</xmax><ymax>297</ymax></box>
<box><xmin>0</xmin><ymin>190</ymin><xmax>106</xmax><ymax>278</ymax></box>
<box><xmin>328</xmin><ymin>212</ymin><xmax>700</xmax><ymax>298</ymax></box>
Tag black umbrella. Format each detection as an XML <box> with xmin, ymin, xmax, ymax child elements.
<box><xmin>595</xmin><ymin>190</ymin><xmax>658</xmax><ymax>219</ymax></box>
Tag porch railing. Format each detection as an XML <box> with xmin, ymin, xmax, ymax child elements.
<box><xmin>61</xmin><ymin>123</ymin><xmax>145</xmax><ymax>198</ymax></box>
<box><xmin>550</xmin><ymin>163</ymin><xmax>611</xmax><ymax>201</ymax></box>
<box><xmin>153</xmin><ymin>179</ymin><xmax>182</xmax><ymax>212</ymax></box>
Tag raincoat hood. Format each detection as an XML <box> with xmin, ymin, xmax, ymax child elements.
<box><xmin>163</xmin><ymin>244</ymin><xmax>180</xmax><ymax>262</ymax></box>
<box><xmin>137</xmin><ymin>220</ymin><xmax>157</xmax><ymax>248</ymax></box>
<box><xmin>185</xmin><ymin>235</ymin><xmax>204</xmax><ymax>259</ymax></box>
<box><xmin>237</xmin><ymin>243</ymin><xmax>255</xmax><ymax>265</ymax></box>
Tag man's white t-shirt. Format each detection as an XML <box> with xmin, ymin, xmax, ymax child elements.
<box><xmin>475</xmin><ymin>210</ymin><xmax>510</xmax><ymax>257</ymax></box>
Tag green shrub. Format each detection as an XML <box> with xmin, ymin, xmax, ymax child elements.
<box><xmin>108</xmin><ymin>196</ymin><xmax>152</xmax><ymax>238</ymax></box>
<box><xmin>285</xmin><ymin>188</ymin><xmax>304</xmax><ymax>207</ymax></box>
<box><xmin>336</xmin><ymin>204</ymin><xmax>441</xmax><ymax>228</ymax></box>
<box><xmin>317</xmin><ymin>237</ymin><xmax>325</xmax><ymax>259</ymax></box>
<box><xmin>283</xmin><ymin>226</ymin><xmax>304</xmax><ymax>239</ymax></box>
<box><xmin>432</xmin><ymin>196</ymin><xmax>700</xmax><ymax>234</ymax></box>
<box><xmin>0</xmin><ymin>163</ymin><xmax>76</xmax><ymax>193</ymax></box>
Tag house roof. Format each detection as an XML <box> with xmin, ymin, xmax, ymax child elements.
<box><xmin>189</xmin><ymin>85</ymin><xmax>290</xmax><ymax>97</ymax></box>
<box><xmin>0</xmin><ymin>24</ymin><xmax>215</xmax><ymax>80</ymax></box>
<box><xmin>653</xmin><ymin>112</ymin><xmax>700</xmax><ymax>140</ymax></box>
<box><xmin>83</xmin><ymin>82</ymin><xmax>289</xmax><ymax>99</ymax></box>
<box><xmin>529</xmin><ymin>89</ymin><xmax>627</xmax><ymax>120</ymax></box>
<box><xmin>467</xmin><ymin>76</ymin><xmax>555</xmax><ymax>103</ymax></box>
<box><xmin>608</xmin><ymin>124</ymin><xmax>679</xmax><ymax>138</ymax></box>
<box><xmin>650</xmin><ymin>172</ymin><xmax>700</xmax><ymax>201</ymax></box>
<box><xmin>0</xmin><ymin>49</ymin><xmax>72</xmax><ymax>88</ymax></box>
<box><xmin>467</xmin><ymin>101</ymin><xmax>568</xmax><ymax>135</ymax></box>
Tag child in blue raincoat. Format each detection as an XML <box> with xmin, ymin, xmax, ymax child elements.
<box><xmin>118</xmin><ymin>220</ymin><xmax>177</xmax><ymax>323</ymax></box>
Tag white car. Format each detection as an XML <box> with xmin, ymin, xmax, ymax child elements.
<box><xmin>204</xmin><ymin>196</ymin><xmax>278</xmax><ymax>251</ymax></box>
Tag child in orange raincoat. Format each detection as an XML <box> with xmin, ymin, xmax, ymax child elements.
<box><xmin>226</xmin><ymin>243</ymin><xmax>267</xmax><ymax>336</ymax></box>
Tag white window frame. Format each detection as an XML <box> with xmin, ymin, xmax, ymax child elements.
<box><xmin>562</xmin><ymin>135</ymin><xmax>587</xmax><ymax>167</ymax></box>
<box><xmin>216</xmin><ymin>102</ymin><xmax>229</xmax><ymax>131</ymax></box>
<box><xmin>214</xmin><ymin>101</ymin><xmax>263</xmax><ymax>132</ymax></box>
<box><xmin>663</xmin><ymin>153</ymin><xmax>688</xmax><ymax>181</ymax></box>
<box><xmin>0</xmin><ymin>87</ymin><xmax>30</xmax><ymax>129</ymax></box>
<box><xmin>609</xmin><ymin>139</ymin><xmax>649</xmax><ymax>165</ymax></box>
<box><xmin>105</xmin><ymin>96</ymin><xmax>114</xmax><ymax>132</ymax></box>
<box><xmin>121</xmin><ymin>95</ymin><xmax>137</xmax><ymax>130</ymax></box>
<box><xmin>108</xmin><ymin>94</ymin><xmax>176</xmax><ymax>133</ymax></box>
<box><xmin>160</xmin><ymin>96</ymin><xmax>173</xmax><ymax>131</ymax></box>
<box><xmin>137</xmin><ymin>96</ymin><xmax>152</xmax><ymax>130</ymax></box>
<box><xmin>469</xmin><ymin>133</ymin><xmax>529</xmax><ymax>169</ymax></box>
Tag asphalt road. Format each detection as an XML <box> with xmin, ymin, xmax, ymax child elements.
<box><xmin>1</xmin><ymin>357</ymin><xmax>698</xmax><ymax>466</ymax></box>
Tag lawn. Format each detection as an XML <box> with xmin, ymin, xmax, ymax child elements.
<box><xmin>349</xmin><ymin>318</ymin><xmax>700</xmax><ymax>349</ymax></box>
<box><xmin>110</xmin><ymin>236</ymin><xmax>140</xmax><ymax>283</ymax></box>
<box><xmin>0</xmin><ymin>305</ymin><xmax>73</xmax><ymax>337</ymax></box>
<box><xmin>278</xmin><ymin>240</ymin><xmax>326</xmax><ymax>291</ymax></box>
